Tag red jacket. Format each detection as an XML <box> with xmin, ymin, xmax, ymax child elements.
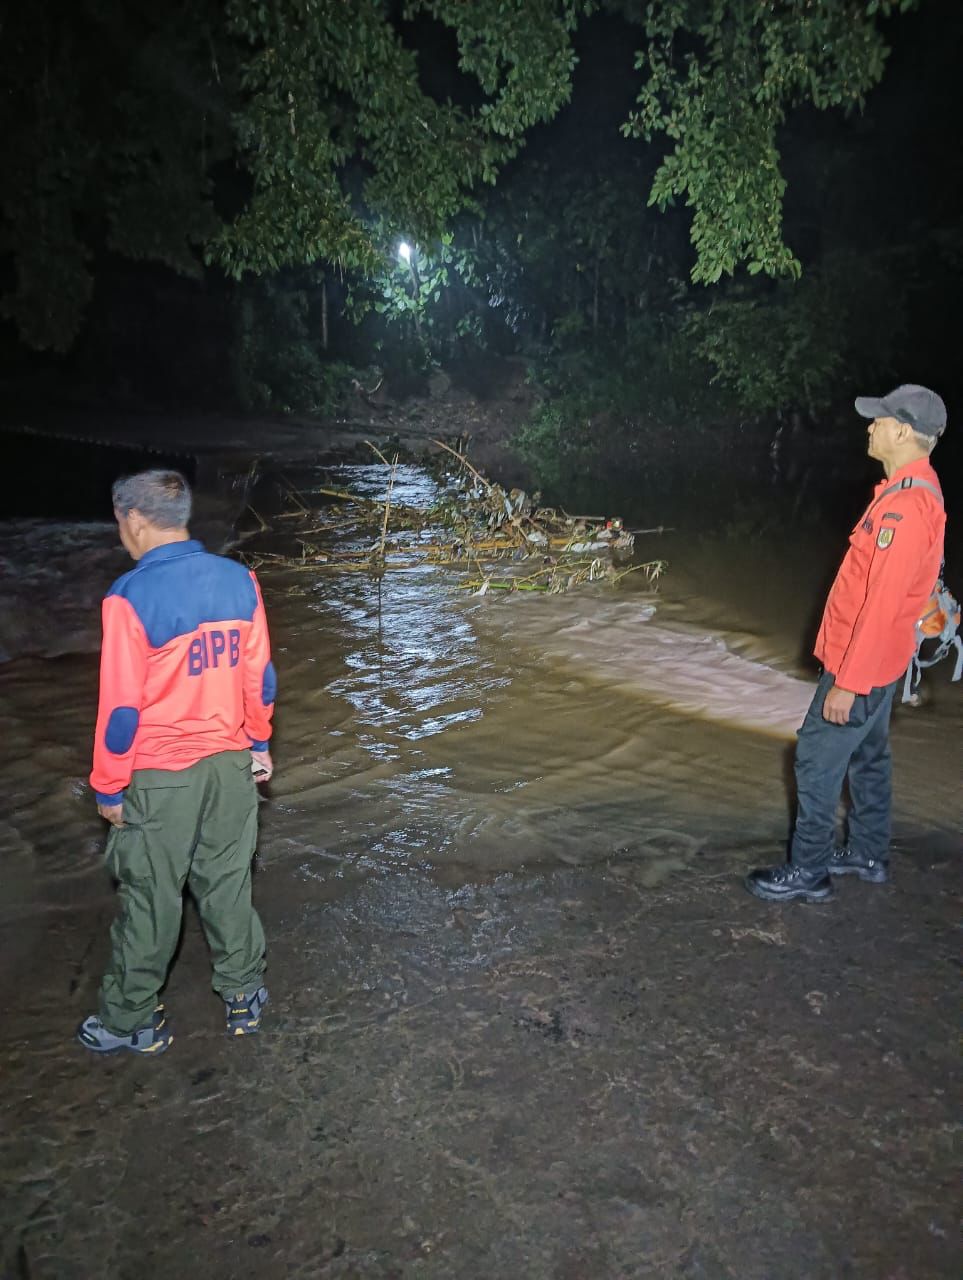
<box><xmin>815</xmin><ymin>457</ymin><xmax>946</xmax><ymax>694</ymax></box>
<box><xmin>90</xmin><ymin>540</ymin><xmax>275</xmax><ymax>804</ymax></box>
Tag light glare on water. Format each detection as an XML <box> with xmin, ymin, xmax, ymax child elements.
<box><xmin>1</xmin><ymin>462</ymin><xmax>959</xmax><ymax>907</ymax></box>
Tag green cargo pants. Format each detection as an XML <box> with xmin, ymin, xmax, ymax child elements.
<box><xmin>99</xmin><ymin>749</ymin><xmax>266</xmax><ymax>1035</ymax></box>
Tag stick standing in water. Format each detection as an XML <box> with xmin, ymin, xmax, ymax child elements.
<box><xmin>78</xmin><ymin>469</ymin><xmax>276</xmax><ymax>1054</ymax></box>
<box><xmin>746</xmin><ymin>385</ymin><xmax>948</xmax><ymax>903</ymax></box>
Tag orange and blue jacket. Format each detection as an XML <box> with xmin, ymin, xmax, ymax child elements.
<box><xmin>90</xmin><ymin>540</ymin><xmax>276</xmax><ymax>804</ymax></box>
<box><xmin>815</xmin><ymin>457</ymin><xmax>946</xmax><ymax>694</ymax></box>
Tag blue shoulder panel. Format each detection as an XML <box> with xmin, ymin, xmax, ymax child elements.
<box><xmin>108</xmin><ymin>548</ymin><xmax>259</xmax><ymax>648</ymax></box>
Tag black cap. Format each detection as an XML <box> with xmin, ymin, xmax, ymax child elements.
<box><xmin>854</xmin><ymin>384</ymin><xmax>947</xmax><ymax>438</ymax></box>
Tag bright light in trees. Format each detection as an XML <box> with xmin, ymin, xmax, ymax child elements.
<box><xmin>398</xmin><ymin>241</ymin><xmax>412</xmax><ymax>263</ymax></box>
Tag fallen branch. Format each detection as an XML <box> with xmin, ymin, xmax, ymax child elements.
<box><xmin>245</xmin><ymin>445</ymin><xmax>666</xmax><ymax>598</ymax></box>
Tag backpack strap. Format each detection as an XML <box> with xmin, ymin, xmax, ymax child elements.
<box><xmin>886</xmin><ymin>478</ymin><xmax>953</xmax><ymax>704</ymax></box>
<box><xmin>902</xmin><ymin>655</ymin><xmax>921</xmax><ymax>705</ymax></box>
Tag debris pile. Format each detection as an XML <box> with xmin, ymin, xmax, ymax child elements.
<box><xmin>244</xmin><ymin>441</ymin><xmax>667</xmax><ymax>595</ymax></box>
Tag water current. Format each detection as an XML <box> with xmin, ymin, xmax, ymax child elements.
<box><xmin>1</xmin><ymin>462</ymin><xmax>959</xmax><ymax>923</ymax></box>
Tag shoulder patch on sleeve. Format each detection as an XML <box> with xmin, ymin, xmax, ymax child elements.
<box><xmin>881</xmin><ymin>511</ymin><xmax>903</xmax><ymax>522</ymax></box>
<box><xmin>876</xmin><ymin>528</ymin><xmax>895</xmax><ymax>549</ymax></box>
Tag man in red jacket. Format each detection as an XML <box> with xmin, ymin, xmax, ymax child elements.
<box><xmin>747</xmin><ymin>384</ymin><xmax>948</xmax><ymax>903</ymax></box>
<box><xmin>77</xmin><ymin>469</ymin><xmax>277</xmax><ymax>1054</ymax></box>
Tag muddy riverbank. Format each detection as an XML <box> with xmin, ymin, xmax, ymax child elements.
<box><xmin>1</xmin><ymin>457</ymin><xmax>960</xmax><ymax>1279</ymax></box>
<box><xmin>3</xmin><ymin>848</ymin><xmax>959</xmax><ymax>1280</ymax></box>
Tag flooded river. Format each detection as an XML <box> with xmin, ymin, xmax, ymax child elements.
<box><xmin>2</xmin><ymin>459</ymin><xmax>960</xmax><ymax>1280</ymax></box>
<box><xmin>2</xmin><ymin>461</ymin><xmax>959</xmax><ymax>901</ymax></box>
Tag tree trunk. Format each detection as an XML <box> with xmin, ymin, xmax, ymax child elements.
<box><xmin>409</xmin><ymin>261</ymin><xmax>422</xmax><ymax>341</ymax></box>
<box><xmin>592</xmin><ymin>256</ymin><xmax>600</xmax><ymax>336</ymax></box>
<box><xmin>321</xmin><ymin>276</ymin><xmax>328</xmax><ymax>350</ymax></box>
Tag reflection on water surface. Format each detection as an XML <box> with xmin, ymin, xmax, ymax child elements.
<box><xmin>1</xmin><ymin>462</ymin><xmax>959</xmax><ymax>901</ymax></box>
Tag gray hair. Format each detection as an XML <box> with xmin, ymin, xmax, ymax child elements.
<box><xmin>911</xmin><ymin>429</ymin><xmax>939</xmax><ymax>455</ymax></box>
<box><xmin>112</xmin><ymin>470</ymin><xmax>192</xmax><ymax>529</ymax></box>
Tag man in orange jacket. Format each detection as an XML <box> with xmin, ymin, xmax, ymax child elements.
<box><xmin>77</xmin><ymin>469</ymin><xmax>276</xmax><ymax>1053</ymax></box>
<box><xmin>747</xmin><ymin>384</ymin><xmax>948</xmax><ymax>903</ymax></box>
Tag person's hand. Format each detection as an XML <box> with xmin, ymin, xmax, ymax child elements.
<box><xmin>97</xmin><ymin>802</ymin><xmax>124</xmax><ymax>827</ymax></box>
<box><xmin>251</xmin><ymin>749</ymin><xmax>273</xmax><ymax>782</ymax></box>
<box><xmin>823</xmin><ymin>685</ymin><xmax>856</xmax><ymax>725</ymax></box>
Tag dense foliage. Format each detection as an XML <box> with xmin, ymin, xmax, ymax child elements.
<box><xmin>6</xmin><ymin>0</ymin><xmax>960</xmax><ymax>514</ymax></box>
<box><xmin>1</xmin><ymin>0</ymin><xmax>919</xmax><ymax>355</ymax></box>
<box><xmin>216</xmin><ymin>0</ymin><xmax>917</xmax><ymax>290</ymax></box>
<box><xmin>214</xmin><ymin>0</ymin><xmax>585</xmax><ymax>281</ymax></box>
<box><xmin>623</xmin><ymin>0</ymin><xmax>918</xmax><ymax>283</ymax></box>
<box><xmin>0</xmin><ymin>1</ymin><xmax>230</xmax><ymax>352</ymax></box>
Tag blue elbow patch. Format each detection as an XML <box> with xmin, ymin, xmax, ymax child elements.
<box><xmin>262</xmin><ymin>661</ymin><xmax>277</xmax><ymax>706</ymax></box>
<box><xmin>105</xmin><ymin>706</ymin><xmax>139</xmax><ymax>755</ymax></box>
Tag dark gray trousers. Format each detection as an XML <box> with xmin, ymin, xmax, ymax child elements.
<box><xmin>789</xmin><ymin>670</ymin><xmax>899</xmax><ymax>871</ymax></box>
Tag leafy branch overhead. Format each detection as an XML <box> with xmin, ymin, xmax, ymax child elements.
<box><xmin>212</xmin><ymin>0</ymin><xmax>584</xmax><ymax>278</ymax></box>
<box><xmin>622</xmin><ymin>0</ymin><xmax>919</xmax><ymax>284</ymax></box>
<box><xmin>217</xmin><ymin>0</ymin><xmax>915</xmax><ymax>285</ymax></box>
<box><xmin>0</xmin><ymin>0</ymin><xmax>919</xmax><ymax>350</ymax></box>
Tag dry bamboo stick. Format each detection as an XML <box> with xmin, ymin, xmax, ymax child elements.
<box><xmin>459</xmin><ymin>579</ymin><xmax>550</xmax><ymax>592</ymax></box>
<box><xmin>431</xmin><ymin>438</ymin><xmax>492</xmax><ymax>491</ymax></box>
<box><xmin>377</xmin><ymin>453</ymin><xmax>398</xmax><ymax>560</ymax></box>
<box><xmin>364</xmin><ymin>440</ymin><xmax>393</xmax><ymax>468</ymax></box>
<box><xmin>312</xmin><ymin>485</ymin><xmax>373</xmax><ymax>504</ymax></box>
<box><xmin>246</xmin><ymin>506</ymin><xmax>271</xmax><ymax>532</ymax></box>
<box><xmin>277</xmin><ymin>475</ymin><xmax>311</xmax><ymax>513</ymax></box>
<box><xmin>610</xmin><ymin>560</ymin><xmax>667</xmax><ymax>583</ymax></box>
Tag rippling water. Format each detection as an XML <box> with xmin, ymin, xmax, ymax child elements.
<box><xmin>1</xmin><ymin>462</ymin><xmax>959</xmax><ymax>917</ymax></box>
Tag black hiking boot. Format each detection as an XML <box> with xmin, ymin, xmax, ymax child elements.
<box><xmin>827</xmin><ymin>846</ymin><xmax>889</xmax><ymax>883</ymax></box>
<box><xmin>744</xmin><ymin>863</ymin><xmax>834</xmax><ymax>903</ymax></box>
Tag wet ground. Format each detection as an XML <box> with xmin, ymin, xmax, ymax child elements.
<box><xmin>1</xmin><ymin>462</ymin><xmax>960</xmax><ymax>1279</ymax></box>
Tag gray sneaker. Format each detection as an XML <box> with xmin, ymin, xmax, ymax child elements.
<box><xmin>77</xmin><ymin>1007</ymin><xmax>173</xmax><ymax>1056</ymax></box>
<box><xmin>827</xmin><ymin>846</ymin><xmax>888</xmax><ymax>883</ymax></box>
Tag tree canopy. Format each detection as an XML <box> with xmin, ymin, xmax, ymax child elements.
<box><xmin>217</xmin><ymin>0</ymin><xmax>916</xmax><ymax>282</ymax></box>
<box><xmin>0</xmin><ymin>0</ymin><xmax>919</xmax><ymax>351</ymax></box>
<box><xmin>0</xmin><ymin>0</ymin><xmax>230</xmax><ymax>351</ymax></box>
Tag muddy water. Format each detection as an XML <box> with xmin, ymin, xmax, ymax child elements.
<box><xmin>2</xmin><ymin>462</ymin><xmax>960</xmax><ymax>1280</ymax></box>
<box><xmin>2</xmin><ymin>462</ymin><xmax>957</xmax><ymax>913</ymax></box>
